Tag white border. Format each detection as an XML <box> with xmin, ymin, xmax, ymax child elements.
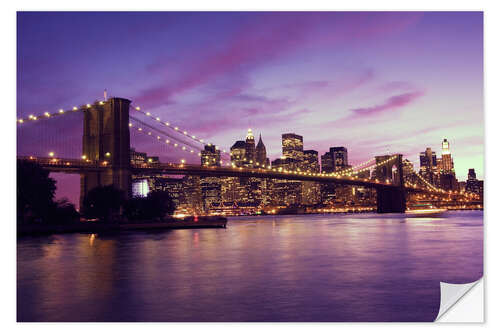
<box><xmin>3</xmin><ymin>0</ymin><xmax>498</xmax><ymax>331</ymax></box>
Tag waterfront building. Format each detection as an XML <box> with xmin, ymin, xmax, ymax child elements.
<box><xmin>200</xmin><ymin>176</ymin><xmax>221</xmax><ymax>213</ymax></box>
<box><xmin>131</xmin><ymin>178</ymin><xmax>149</xmax><ymax>197</ymax></box>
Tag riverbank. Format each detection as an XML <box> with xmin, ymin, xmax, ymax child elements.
<box><xmin>17</xmin><ymin>216</ymin><xmax>227</xmax><ymax>236</ymax></box>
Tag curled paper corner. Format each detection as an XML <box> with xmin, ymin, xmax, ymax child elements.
<box><xmin>435</xmin><ymin>278</ymin><xmax>483</xmax><ymax>322</ymax></box>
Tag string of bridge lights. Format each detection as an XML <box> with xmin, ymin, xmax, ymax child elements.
<box><xmin>16</xmin><ymin>102</ymin><xmax>107</xmax><ymax>124</ymax></box>
<box><xmin>131</xmin><ymin>105</ymin><xmax>229</xmax><ymax>155</ymax></box>
<box><xmin>332</xmin><ymin>156</ymin><xmax>399</xmax><ymax>177</ymax></box>
<box><xmin>331</xmin><ymin>158</ymin><xmax>376</xmax><ymax>177</ymax></box>
<box><xmin>129</xmin><ymin>121</ymin><xmax>203</xmax><ymax>157</ymax></box>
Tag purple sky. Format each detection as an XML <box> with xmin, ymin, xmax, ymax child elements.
<box><xmin>17</xmin><ymin>12</ymin><xmax>484</xmax><ymax>206</ymax></box>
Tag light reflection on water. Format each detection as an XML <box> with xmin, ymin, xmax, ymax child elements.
<box><xmin>17</xmin><ymin>211</ymin><xmax>483</xmax><ymax>322</ymax></box>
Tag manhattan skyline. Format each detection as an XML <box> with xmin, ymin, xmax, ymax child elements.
<box><xmin>17</xmin><ymin>12</ymin><xmax>483</xmax><ymax>204</ymax></box>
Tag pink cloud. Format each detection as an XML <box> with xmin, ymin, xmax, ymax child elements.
<box><xmin>350</xmin><ymin>90</ymin><xmax>424</xmax><ymax>116</ymax></box>
<box><xmin>133</xmin><ymin>13</ymin><xmax>421</xmax><ymax>109</ymax></box>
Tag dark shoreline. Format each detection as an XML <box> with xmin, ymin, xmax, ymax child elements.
<box><xmin>17</xmin><ymin>216</ymin><xmax>227</xmax><ymax>236</ymax></box>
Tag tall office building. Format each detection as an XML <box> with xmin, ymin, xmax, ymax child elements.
<box><xmin>245</xmin><ymin>128</ymin><xmax>256</xmax><ymax>164</ymax></box>
<box><xmin>255</xmin><ymin>134</ymin><xmax>268</xmax><ymax>167</ymax></box>
<box><xmin>201</xmin><ymin>145</ymin><xmax>221</xmax><ymax>166</ymax></box>
<box><xmin>282</xmin><ymin>133</ymin><xmax>303</xmax><ymax>161</ymax></box>
<box><xmin>419</xmin><ymin>147</ymin><xmax>438</xmax><ymax>185</ymax></box>
<box><xmin>303</xmin><ymin>150</ymin><xmax>320</xmax><ymax>172</ymax></box>
<box><xmin>441</xmin><ymin>138</ymin><xmax>454</xmax><ymax>173</ymax></box>
<box><xmin>230</xmin><ymin>140</ymin><xmax>246</xmax><ymax>167</ymax></box>
<box><xmin>321</xmin><ymin>152</ymin><xmax>334</xmax><ymax>173</ymax></box>
<box><xmin>301</xmin><ymin>150</ymin><xmax>321</xmax><ymax>205</ymax></box>
<box><xmin>468</xmin><ymin>168</ymin><xmax>477</xmax><ymax>180</ymax></box>
<box><xmin>330</xmin><ymin>147</ymin><xmax>348</xmax><ymax>171</ymax></box>
<box><xmin>419</xmin><ymin>147</ymin><xmax>437</xmax><ymax>172</ymax></box>
<box><xmin>466</xmin><ymin>168</ymin><xmax>483</xmax><ymax>198</ymax></box>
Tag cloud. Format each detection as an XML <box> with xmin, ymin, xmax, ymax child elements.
<box><xmin>350</xmin><ymin>90</ymin><xmax>424</xmax><ymax>116</ymax></box>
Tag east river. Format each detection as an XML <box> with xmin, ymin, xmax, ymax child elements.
<box><xmin>17</xmin><ymin>211</ymin><xmax>483</xmax><ymax>322</ymax></box>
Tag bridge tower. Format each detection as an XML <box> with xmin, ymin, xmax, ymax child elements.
<box><xmin>376</xmin><ymin>154</ymin><xmax>406</xmax><ymax>213</ymax></box>
<box><xmin>80</xmin><ymin>97</ymin><xmax>131</xmax><ymax>207</ymax></box>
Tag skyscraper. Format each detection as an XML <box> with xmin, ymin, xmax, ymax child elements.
<box><xmin>255</xmin><ymin>134</ymin><xmax>268</xmax><ymax>167</ymax></box>
<box><xmin>466</xmin><ymin>168</ymin><xmax>483</xmax><ymax>197</ymax></box>
<box><xmin>441</xmin><ymin>138</ymin><xmax>454</xmax><ymax>173</ymax></box>
<box><xmin>468</xmin><ymin>168</ymin><xmax>477</xmax><ymax>180</ymax></box>
<box><xmin>303</xmin><ymin>150</ymin><xmax>320</xmax><ymax>172</ymax></box>
<box><xmin>419</xmin><ymin>147</ymin><xmax>437</xmax><ymax>172</ymax></box>
<box><xmin>282</xmin><ymin>133</ymin><xmax>303</xmax><ymax>161</ymax></box>
<box><xmin>321</xmin><ymin>152</ymin><xmax>334</xmax><ymax>173</ymax></box>
<box><xmin>419</xmin><ymin>147</ymin><xmax>438</xmax><ymax>185</ymax></box>
<box><xmin>330</xmin><ymin>147</ymin><xmax>348</xmax><ymax>171</ymax></box>
<box><xmin>245</xmin><ymin>128</ymin><xmax>256</xmax><ymax>164</ymax></box>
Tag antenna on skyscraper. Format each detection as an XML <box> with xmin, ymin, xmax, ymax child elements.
<box><xmin>104</xmin><ymin>89</ymin><xmax>108</xmax><ymax>101</ymax></box>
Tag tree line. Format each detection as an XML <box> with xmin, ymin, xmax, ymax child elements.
<box><xmin>17</xmin><ymin>160</ymin><xmax>175</xmax><ymax>224</ymax></box>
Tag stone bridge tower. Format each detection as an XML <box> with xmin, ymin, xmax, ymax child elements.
<box><xmin>80</xmin><ymin>97</ymin><xmax>131</xmax><ymax>207</ymax></box>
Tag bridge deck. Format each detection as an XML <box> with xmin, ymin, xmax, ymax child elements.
<box><xmin>18</xmin><ymin>156</ymin><xmax>470</xmax><ymax>197</ymax></box>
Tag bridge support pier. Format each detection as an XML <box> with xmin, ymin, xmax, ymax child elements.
<box><xmin>376</xmin><ymin>187</ymin><xmax>406</xmax><ymax>213</ymax></box>
<box><xmin>376</xmin><ymin>154</ymin><xmax>406</xmax><ymax>213</ymax></box>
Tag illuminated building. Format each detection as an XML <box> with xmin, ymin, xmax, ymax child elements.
<box><xmin>150</xmin><ymin>176</ymin><xmax>184</xmax><ymax>208</ymax></box>
<box><xmin>201</xmin><ymin>144</ymin><xmax>221</xmax><ymax>166</ymax></box>
<box><xmin>130</xmin><ymin>147</ymin><xmax>159</xmax><ymax>166</ymax></box>
<box><xmin>200</xmin><ymin>146</ymin><xmax>222</xmax><ymax>212</ymax></box>
<box><xmin>301</xmin><ymin>150</ymin><xmax>321</xmax><ymax>205</ymax></box>
<box><xmin>419</xmin><ymin>147</ymin><xmax>438</xmax><ymax>185</ymax></box>
<box><xmin>230</xmin><ymin>140</ymin><xmax>246</xmax><ymax>167</ymax></box>
<box><xmin>320</xmin><ymin>147</ymin><xmax>348</xmax><ymax>173</ymax></box>
<box><xmin>330</xmin><ymin>147</ymin><xmax>348</xmax><ymax>171</ymax></box>
<box><xmin>437</xmin><ymin>139</ymin><xmax>458</xmax><ymax>190</ymax></box>
<box><xmin>200</xmin><ymin>176</ymin><xmax>221</xmax><ymax>213</ymax></box>
<box><xmin>321</xmin><ymin>152</ymin><xmax>334</xmax><ymax>173</ymax></box>
<box><xmin>303</xmin><ymin>150</ymin><xmax>320</xmax><ymax>172</ymax></box>
<box><xmin>441</xmin><ymin>138</ymin><xmax>455</xmax><ymax>173</ymax></box>
<box><xmin>131</xmin><ymin>178</ymin><xmax>149</xmax><ymax>197</ymax></box>
<box><xmin>245</xmin><ymin>128</ymin><xmax>256</xmax><ymax>165</ymax></box>
<box><xmin>282</xmin><ymin>133</ymin><xmax>303</xmax><ymax>161</ymax></box>
<box><xmin>419</xmin><ymin>148</ymin><xmax>437</xmax><ymax>172</ymax></box>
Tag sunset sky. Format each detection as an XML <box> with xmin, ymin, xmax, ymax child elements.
<box><xmin>17</xmin><ymin>12</ymin><xmax>483</xmax><ymax>205</ymax></box>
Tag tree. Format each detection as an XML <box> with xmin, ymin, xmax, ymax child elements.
<box><xmin>82</xmin><ymin>185</ymin><xmax>125</xmax><ymax>221</ymax></box>
<box><xmin>124</xmin><ymin>190</ymin><xmax>176</xmax><ymax>221</ymax></box>
<box><xmin>146</xmin><ymin>190</ymin><xmax>176</xmax><ymax>219</ymax></box>
<box><xmin>48</xmin><ymin>199</ymin><xmax>80</xmax><ymax>224</ymax></box>
<box><xmin>17</xmin><ymin>160</ymin><xmax>57</xmax><ymax>223</ymax></box>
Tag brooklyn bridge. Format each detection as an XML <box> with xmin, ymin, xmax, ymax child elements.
<box><xmin>17</xmin><ymin>97</ymin><xmax>479</xmax><ymax>214</ymax></box>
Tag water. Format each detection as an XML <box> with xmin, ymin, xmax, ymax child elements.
<box><xmin>17</xmin><ymin>211</ymin><xmax>483</xmax><ymax>322</ymax></box>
